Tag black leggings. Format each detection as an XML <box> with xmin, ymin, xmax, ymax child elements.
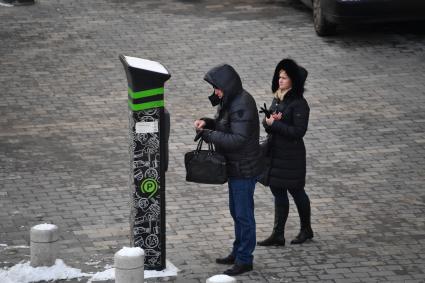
<box><xmin>270</xmin><ymin>186</ymin><xmax>311</xmax><ymax>225</ymax></box>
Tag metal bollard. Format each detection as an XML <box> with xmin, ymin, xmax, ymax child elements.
<box><xmin>114</xmin><ymin>247</ymin><xmax>145</xmax><ymax>283</ymax></box>
<box><xmin>30</xmin><ymin>223</ymin><xmax>59</xmax><ymax>267</ymax></box>
<box><xmin>206</xmin><ymin>274</ymin><xmax>237</xmax><ymax>283</ymax></box>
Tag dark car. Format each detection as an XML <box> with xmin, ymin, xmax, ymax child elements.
<box><xmin>299</xmin><ymin>0</ymin><xmax>425</xmax><ymax>36</ymax></box>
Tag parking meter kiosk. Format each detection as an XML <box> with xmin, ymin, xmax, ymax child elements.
<box><xmin>119</xmin><ymin>55</ymin><xmax>170</xmax><ymax>270</ymax></box>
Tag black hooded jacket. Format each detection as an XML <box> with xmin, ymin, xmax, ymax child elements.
<box><xmin>263</xmin><ymin>59</ymin><xmax>310</xmax><ymax>189</ymax></box>
<box><xmin>201</xmin><ymin>64</ymin><xmax>262</xmax><ymax>178</ymax></box>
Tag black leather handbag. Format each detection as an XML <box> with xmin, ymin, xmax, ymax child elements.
<box><xmin>185</xmin><ymin>139</ymin><xmax>227</xmax><ymax>184</ymax></box>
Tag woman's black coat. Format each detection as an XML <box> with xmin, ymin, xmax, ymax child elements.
<box><xmin>263</xmin><ymin>95</ymin><xmax>310</xmax><ymax>189</ymax></box>
<box><xmin>263</xmin><ymin>59</ymin><xmax>310</xmax><ymax>189</ymax></box>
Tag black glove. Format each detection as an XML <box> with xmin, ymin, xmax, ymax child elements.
<box><xmin>194</xmin><ymin>129</ymin><xmax>214</xmax><ymax>143</ymax></box>
<box><xmin>259</xmin><ymin>103</ymin><xmax>271</xmax><ymax>118</ymax></box>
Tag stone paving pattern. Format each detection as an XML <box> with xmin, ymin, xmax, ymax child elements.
<box><xmin>1</xmin><ymin>0</ymin><xmax>425</xmax><ymax>282</ymax></box>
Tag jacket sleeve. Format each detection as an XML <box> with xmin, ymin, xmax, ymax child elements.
<box><xmin>269</xmin><ymin>99</ymin><xmax>309</xmax><ymax>139</ymax></box>
<box><xmin>208</xmin><ymin>103</ymin><xmax>256</xmax><ymax>150</ymax></box>
<box><xmin>200</xmin><ymin>117</ymin><xmax>216</xmax><ymax>130</ymax></box>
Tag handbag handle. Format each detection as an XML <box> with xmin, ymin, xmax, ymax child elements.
<box><xmin>196</xmin><ymin>139</ymin><xmax>215</xmax><ymax>153</ymax></box>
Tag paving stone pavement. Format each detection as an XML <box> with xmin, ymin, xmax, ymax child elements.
<box><xmin>1</xmin><ymin>0</ymin><xmax>425</xmax><ymax>282</ymax></box>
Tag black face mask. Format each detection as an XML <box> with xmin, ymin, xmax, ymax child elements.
<box><xmin>208</xmin><ymin>92</ymin><xmax>221</xmax><ymax>107</ymax></box>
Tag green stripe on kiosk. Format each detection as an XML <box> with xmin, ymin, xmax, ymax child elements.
<box><xmin>119</xmin><ymin>55</ymin><xmax>170</xmax><ymax>271</ymax></box>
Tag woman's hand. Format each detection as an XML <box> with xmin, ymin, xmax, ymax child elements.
<box><xmin>194</xmin><ymin>119</ymin><xmax>206</xmax><ymax>130</ymax></box>
<box><xmin>272</xmin><ymin>112</ymin><xmax>282</xmax><ymax>120</ymax></box>
<box><xmin>266</xmin><ymin>112</ymin><xmax>282</xmax><ymax>126</ymax></box>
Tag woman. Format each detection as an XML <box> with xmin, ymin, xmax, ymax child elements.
<box><xmin>258</xmin><ymin>58</ymin><xmax>313</xmax><ymax>246</ymax></box>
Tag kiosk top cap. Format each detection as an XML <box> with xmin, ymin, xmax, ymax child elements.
<box><xmin>124</xmin><ymin>56</ymin><xmax>169</xmax><ymax>75</ymax></box>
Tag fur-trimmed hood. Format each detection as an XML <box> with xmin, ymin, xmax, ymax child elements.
<box><xmin>272</xmin><ymin>59</ymin><xmax>308</xmax><ymax>97</ymax></box>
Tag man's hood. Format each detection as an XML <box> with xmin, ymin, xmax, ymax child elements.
<box><xmin>204</xmin><ymin>64</ymin><xmax>243</xmax><ymax>107</ymax></box>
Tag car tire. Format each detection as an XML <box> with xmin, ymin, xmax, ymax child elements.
<box><xmin>313</xmin><ymin>0</ymin><xmax>336</xmax><ymax>36</ymax></box>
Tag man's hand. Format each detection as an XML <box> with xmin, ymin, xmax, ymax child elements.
<box><xmin>194</xmin><ymin>129</ymin><xmax>213</xmax><ymax>142</ymax></box>
<box><xmin>201</xmin><ymin>129</ymin><xmax>213</xmax><ymax>143</ymax></box>
<box><xmin>194</xmin><ymin>119</ymin><xmax>206</xmax><ymax>130</ymax></box>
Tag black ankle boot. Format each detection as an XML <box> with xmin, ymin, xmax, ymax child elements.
<box><xmin>257</xmin><ymin>231</ymin><xmax>285</xmax><ymax>246</ymax></box>
<box><xmin>290</xmin><ymin>226</ymin><xmax>313</xmax><ymax>244</ymax></box>
<box><xmin>257</xmin><ymin>204</ymin><xmax>288</xmax><ymax>246</ymax></box>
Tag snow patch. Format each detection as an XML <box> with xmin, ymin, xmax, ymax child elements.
<box><xmin>0</xmin><ymin>259</ymin><xmax>90</xmax><ymax>283</ymax></box>
<box><xmin>32</xmin><ymin>223</ymin><xmax>57</xmax><ymax>231</ymax></box>
<box><xmin>0</xmin><ymin>259</ymin><xmax>179</xmax><ymax>283</ymax></box>
<box><xmin>145</xmin><ymin>260</ymin><xmax>179</xmax><ymax>279</ymax></box>
<box><xmin>124</xmin><ymin>56</ymin><xmax>169</xmax><ymax>74</ymax></box>
<box><xmin>207</xmin><ymin>274</ymin><xmax>236</xmax><ymax>282</ymax></box>
<box><xmin>0</xmin><ymin>244</ymin><xmax>29</xmax><ymax>250</ymax></box>
<box><xmin>116</xmin><ymin>246</ymin><xmax>144</xmax><ymax>257</ymax></box>
<box><xmin>88</xmin><ymin>260</ymin><xmax>179</xmax><ymax>282</ymax></box>
<box><xmin>88</xmin><ymin>268</ymin><xmax>114</xmax><ymax>282</ymax></box>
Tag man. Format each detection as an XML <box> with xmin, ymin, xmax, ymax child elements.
<box><xmin>194</xmin><ymin>64</ymin><xmax>262</xmax><ymax>276</ymax></box>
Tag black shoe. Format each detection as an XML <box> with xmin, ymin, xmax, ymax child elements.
<box><xmin>15</xmin><ymin>0</ymin><xmax>35</xmax><ymax>5</ymax></box>
<box><xmin>257</xmin><ymin>233</ymin><xmax>285</xmax><ymax>246</ymax></box>
<box><xmin>216</xmin><ymin>254</ymin><xmax>235</xmax><ymax>265</ymax></box>
<box><xmin>223</xmin><ymin>263</ymin><xmax>253</xmax><ymax>276</ymax></box>
<box><xmin>2</xmin><ymin>0</ymin><xmax>35</xmax><ymax>5</ymax></box>
<box><xmin>0</xmin><ymin>0</ymin><xmax>14</xmax><ymax>4</ymax></box>
<box><xmin>290</xmin><ymin>227</ymin><xmax>313</xmax><ymax>244</ymax></box>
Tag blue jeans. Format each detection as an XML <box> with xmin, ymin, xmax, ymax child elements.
<box><xmin>228</xmin><ymin>177</ymin><xmax>257</xmax><ymax>265</ymax></box>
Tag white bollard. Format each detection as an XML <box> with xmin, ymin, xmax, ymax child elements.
<box><xmin>206</xmin><ymin>274</ymin><xmax>237</xmax><ymax>283</ymax></box>
<box><xmin>114</xmin><ymin>247</ymin><xmax>144</xmax><ymax>283</ymax></box>
<box><xmin>30</xmin><ymin>223</ymin><xmax>59</xmax><ymax>267</ymax></box>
